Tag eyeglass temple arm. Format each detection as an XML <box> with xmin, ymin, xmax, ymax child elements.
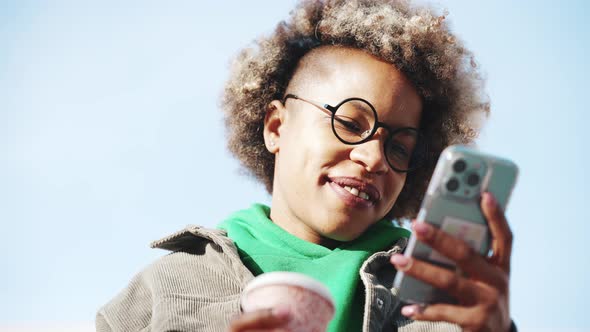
<box><xmin>282</xmin><ymin>94</ymin><xmax>335</xmax><ymax>117</ymax></box>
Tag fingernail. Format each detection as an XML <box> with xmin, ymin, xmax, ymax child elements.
<box><xmin>484</xmin><ymin>192</ymin><xmax>496</xmax><ymax>208</ymax></box>
<box><xmin>390</xmin><ymin>254</ymin><xmax>411</xmax><ymax>270</ymax></box>
<box><xmin>413</xmin><ymin>222</ymin><xmax>432</xmax><ymax>237</ymax></box>
<box><xmin>402</xmin><ymin>304</ymin><xmax>425</xmax><ymax>317</ymax></box>
<box><xmin>401</xmin><ymin>305</ymin><xmax>417</xmax><ymax>317</ymax></box>
<box><xmin>272</xmin><ymin>306</ymin><xmax>291</xmax><ymax>320</ymax></box>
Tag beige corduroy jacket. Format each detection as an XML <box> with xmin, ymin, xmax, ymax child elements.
<box><xmin>96</xmin><ymin>225</ymin><xmax>462</xmax><ymax>332</ymax></box>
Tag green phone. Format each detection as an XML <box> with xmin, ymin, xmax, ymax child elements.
<box><xmin>393</xmin><ymin>145</ymin><xmax>518</xmax><ymax>304</ymax></box>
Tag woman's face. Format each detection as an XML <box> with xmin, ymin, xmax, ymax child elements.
<box><xmin>264</xmin><ymin>46</ymin><xmax>422</xmax><ymax>247</ymax></box>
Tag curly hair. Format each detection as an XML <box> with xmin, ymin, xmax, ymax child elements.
<box><xmin>222</xmin><ymin>0</ymin><xmax>489</xmax><ymax>219</ymax></box>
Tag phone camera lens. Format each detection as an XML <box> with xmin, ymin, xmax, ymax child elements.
<box><xmin>467</xmin><ymin>173</ymin><xmax>480</xmax><ymax>186</ymax></box>
<box><xmin>446</xmin><ymin>178</ymin><xmax>460</xmax><ymax>192</ymax></box>
<box><xmin>453</xmin><ymin>159</ymin><xmax>467</xmax><ymax>173</ymax></box>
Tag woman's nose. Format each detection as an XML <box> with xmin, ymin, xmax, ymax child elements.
<box><xmin>349</xmin><ymin>136</ymin><xmax>389</xmax><ymax>174</ymax></box>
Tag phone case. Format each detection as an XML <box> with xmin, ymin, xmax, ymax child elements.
<box><xmin>393</xmin><ymin>145</ymin><xmax>518</xmax><ymax>304</ymax></box>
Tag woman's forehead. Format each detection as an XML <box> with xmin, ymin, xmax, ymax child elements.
<box><xmin>291</xmin><ymin>47</ymin><xmax>415</xmax><ymax>94</ymax></box>
<box><xmin>287</xmin><ymin>46</ymin><xmax>422</xmax><ymax>126</ymax></box>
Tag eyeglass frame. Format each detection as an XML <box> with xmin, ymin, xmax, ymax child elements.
<box><xmin>281</xmin><ymin>93</ymin><xmax>427</xmax><ymax>173</ymax></box>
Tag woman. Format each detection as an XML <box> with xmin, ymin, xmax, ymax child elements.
<box><xmin>97</xmin><ymin>1</ymin><xmax>515</xmax><ymax>331</ymax></box>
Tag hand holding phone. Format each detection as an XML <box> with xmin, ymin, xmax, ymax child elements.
<box><xmin>389</xmin><ymin>145</ymin><xmax>517</xmax><ymax>331</ymax></box>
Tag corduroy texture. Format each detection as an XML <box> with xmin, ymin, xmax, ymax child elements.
<box><xmin>96</xmin><ymin>225</ymin><xmax>467</xmax><ymax>331</ymax></box>
<box><xmin>96</xmin><ymin>227</ymin><xmax>252</xmax><ymax>332</ymax></box>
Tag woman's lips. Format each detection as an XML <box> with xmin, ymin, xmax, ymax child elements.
<box><xmin>328</xmin><ymin>177</ymin><xmax>380</xmax><ymax>202</ymax></box>
<box><xmin>328</xmin><ymin>180</ymin><xmax>375</xmax><ymax>209</ymax></box>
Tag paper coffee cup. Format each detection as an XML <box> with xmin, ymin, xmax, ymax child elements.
<box><xmin>241</xmin><ymin>272</ymin><xmax>335</xmax><ymax>332</ymax></box>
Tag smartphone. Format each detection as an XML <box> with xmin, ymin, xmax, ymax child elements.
<box><xmin>393</xmin><ymin>145</ymin><xmax>518</xmax><ymax>304</ymax></box>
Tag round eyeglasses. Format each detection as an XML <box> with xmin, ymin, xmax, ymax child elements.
<box><xmin>282</xmin><ymin>94</ymin><xmax>428</xmax><ymax>172</ymax></box>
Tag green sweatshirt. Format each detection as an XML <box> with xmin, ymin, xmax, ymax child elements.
<box><xmin>218</xmin><ymin>204</ymin><xmax>409</xmax><ymax>332</ymax></box>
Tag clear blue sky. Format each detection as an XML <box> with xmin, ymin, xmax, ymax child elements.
<box><xmin>1</xmin><ymin>1</ymin><xmax>588</xmax><ymax>331</ymax></box>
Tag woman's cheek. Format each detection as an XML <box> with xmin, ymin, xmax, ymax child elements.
<box><xmin>385</xmin><ymin>174</ymin><xmax>406</xmax><ymax>209</ymax></box>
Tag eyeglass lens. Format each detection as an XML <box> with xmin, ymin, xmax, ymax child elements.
<box><xmin>332</xmin><ymin>99</ymin><xmax>423</xmax><ymax>171</ymax></box>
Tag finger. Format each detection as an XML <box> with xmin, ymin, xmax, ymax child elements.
<box><xmin>481</xmin><ymin>192</ymin><xmax>513</xmax><ymax>273</ymax></box>
<box><xmin>228</xmin><ymin>307</ymin><xmax>290</xmax><ymax>331</ymax></box>
<box><xmin>390</xmin><ymin>254</ymin><xmax>483</xmax><ymax>304</ymax></box>
<box><xmin>411</xmin><ymin>220</ymin><xmax>507</xmax><ymax>289</ymax></box>
<box><xmin>400</xmin><ymin>303</ymin><xmax>484</xmax><ymax>331</ymax></box>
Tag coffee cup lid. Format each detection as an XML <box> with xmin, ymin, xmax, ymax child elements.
<box><xmin>242</xmin><ymin>271</ymin><xmax>334</xmax><ymax>306</ymax></box>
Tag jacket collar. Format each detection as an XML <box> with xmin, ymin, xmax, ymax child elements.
<box><xmin>151</xmin><ymin>225</ymin><xmax>234</xmax><ymax>252</ymax></box>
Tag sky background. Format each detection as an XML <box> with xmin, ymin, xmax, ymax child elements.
<box><xmin>1</xmin><ymin>1</ymin><xmax>589</xmax><ymax>331</ymax></box>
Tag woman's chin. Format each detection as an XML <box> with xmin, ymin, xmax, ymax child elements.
<box><xmin>319</xmin><ymin>223</ymin><xmax>370</xmax><ymax>244</ymax></box>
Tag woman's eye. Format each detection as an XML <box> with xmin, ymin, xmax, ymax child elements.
<box><xmin>388</xmin><ymin>143</ymin><xmax>409</xmax><ymax>158</ymax></box>
<box><xmin>335</xmin><ymin>117</ymin><xmax>362</xmax><ymax>133</ymax></box>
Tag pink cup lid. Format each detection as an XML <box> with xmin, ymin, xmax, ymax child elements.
<box><xmin>241</xmin><ymin>272</ymin><xmax>334</xmax><ymax>307</ymax></box>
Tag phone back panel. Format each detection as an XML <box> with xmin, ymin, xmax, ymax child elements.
<box><xmin>393</xmin><ymin>145</ymin><xmax>518</xmax><ymax>304</ymax></box>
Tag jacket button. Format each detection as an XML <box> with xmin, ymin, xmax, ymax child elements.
<box><xmin>376</xmin><ymin>298</ymin><xmax>384</xmax><ymax>308</ymax></box>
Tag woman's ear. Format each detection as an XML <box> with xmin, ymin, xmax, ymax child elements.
<box><xmin>263</xmin><ymin>100</ymin><xmax>285</xmax><ymax>154</ymax></box>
